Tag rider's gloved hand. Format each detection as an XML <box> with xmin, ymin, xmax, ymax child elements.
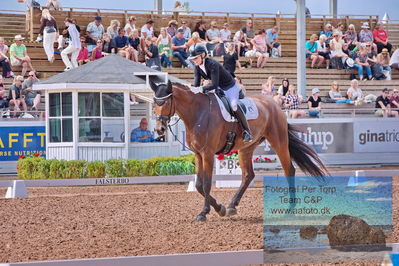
<box><xmin>190</xmin><ymin>86</ymin><xmax>202</xmax><ymax>94</ymax></box>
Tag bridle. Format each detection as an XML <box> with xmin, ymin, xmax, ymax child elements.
<box><xmin>153</xmin><ymin>92</ymin><xmax>175</xmax><ymax>126</ymax></box>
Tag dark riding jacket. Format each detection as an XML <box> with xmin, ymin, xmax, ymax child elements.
<box><xmin>193</xmin><ymin>58</ymin><xmax>236</xmax><ymax>92</ymax></box>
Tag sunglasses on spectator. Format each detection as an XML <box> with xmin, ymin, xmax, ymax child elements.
<box><xmin>29</xmin><ymin>75</ymin><xmax>34</xmax><ymax>77</ymax></box>
<box><xmin>97</xmin><ymin>41</ymin><xmax>102</xmax><ymax>43</ymax></box>
<box><xmin>366</xmin><ymin>45</ymin><xmax>371</xmax><ymax>47</ymax></box>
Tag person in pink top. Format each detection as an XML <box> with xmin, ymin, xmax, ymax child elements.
<box><xmin>390</xmin><ymin>89</ymin><xmax>399</xmax><ymax>109</ymax></box>
<box><xmin>91</xmin><ymin>39</ymin><xmax>104</xmax><ymax>61</ymax></box>
<box><xmin>373</xmin><ymin>22</ymin><xmax>392</xmax><ymax>54</ymax></box>
<box><xmin>251</xmin><ymin>29</ymin><xmax>269</xmax><ymax>68</ymax></box>
<box><xmin>77</xmin><ymin>37</ymin><xmax>90</xmax><ymax>66</ymax></box>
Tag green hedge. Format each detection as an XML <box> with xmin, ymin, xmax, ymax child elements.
<box><xmin>17</xmin><ymin>154</ymin><xmax>195</xmax><ymax>180</ymax></box>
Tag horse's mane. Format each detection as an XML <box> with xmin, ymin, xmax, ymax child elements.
<box><xmin>171</xmin><ymin>82</ymin><xmax>191</xmax><ymax>91</ymax></box>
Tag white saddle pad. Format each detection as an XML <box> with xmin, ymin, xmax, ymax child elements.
<box><xmin>214</xmin><ymin>94</ymin><xmax>259</xmax><ymax>122</ymax></box>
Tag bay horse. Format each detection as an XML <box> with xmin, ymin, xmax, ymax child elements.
<box><xmin>150</xmin><ymin>80</ymin><xmax>327</xmax><ymax>222</ymax></box>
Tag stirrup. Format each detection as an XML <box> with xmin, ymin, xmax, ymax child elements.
<box><xmin>243</xmin><ymin>130</ymin><xmax>253</xmax><ymax>143</ymax></box>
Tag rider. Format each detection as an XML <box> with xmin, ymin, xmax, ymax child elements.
<box><xmin>188</xmin><ymin>45</ymin><xmax>253</xmax><ymax>142</ymax></box>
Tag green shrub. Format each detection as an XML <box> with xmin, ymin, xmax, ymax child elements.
<box><xmin>154</xmin><ymin>161</ymin><xmax>195</xmax><ymax>176</ymax></box>
<box><xmin>49</xmin><ymin>160</ymin><xmax>67</xmax><ymax>179</ymax></box>
<box><xmin>125</xmin><ymin>159</ymin><xmax>143</xmax><ymax>176</ymax></box>
<box><xmin>17</xmin><ymin>157</ymin><xmax>35</xmax><ymax>179</ymax></box>
<box><xmin>105</xmin><ymin>159</ymin><xmax>126</xmax><ymax>177</ymax></box>
<box><xmin>32</xmin><ymin>158</ymin><xmax>53</xmax><ymax>179</ymax></box>
<box><xmin>63</xmin><ymin>160</ymin><xmax>87</xmax><ymax>179</ymax></box>
<box><xmin>86</xmin><ymin>161</ymin><xmax>106</xmax><ymax>178</ymax></box>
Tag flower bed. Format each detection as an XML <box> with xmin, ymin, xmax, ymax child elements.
<box><xmin>17</xmin><ymin>154</ymin><xmax>195</xmax><ymax>179</ymax></box>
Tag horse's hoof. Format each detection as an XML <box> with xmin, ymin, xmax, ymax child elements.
<box><xmin>217</xmin><ymin>205</ymin><xmax>226</xmax><ymax>217</ymax></box>
<box><xmin>195</xmin><ymin>215</ymin><xmax>207</xmax><ymax>222</ymax></box>
<box><xmin>226</xmin><ymin>207</ymin><xmax>237</xmax><ymax>217</ymax></box>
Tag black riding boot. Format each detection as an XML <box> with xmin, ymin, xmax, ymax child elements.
<box><xmin>234</xmin><ymin>105</ymin><xmax>253</xmax><ymax>142</ymax></box>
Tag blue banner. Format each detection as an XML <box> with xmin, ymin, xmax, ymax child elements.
<box><xmin>0</xmin><ymin>126</ymin><xmax>46</xmax><ymax>161</ymax></box>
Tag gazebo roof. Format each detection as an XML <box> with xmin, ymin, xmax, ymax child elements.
<box><xmin>34</xmin><ymin>55</ymin><xmax>188</xmax><ymax>91</ymax></box>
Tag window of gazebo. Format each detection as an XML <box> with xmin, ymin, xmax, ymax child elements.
<box><xmin>49</xmin><ymin>92</ymin><xmax>72</xmax><ymax>143</ymax></box>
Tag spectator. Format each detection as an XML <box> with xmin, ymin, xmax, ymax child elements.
<box><xmin>46</xmin><ymin>0</ymin><xmax>62</xmax><ymax>11</ymax></box>
<box><xmin>167</xmin><ymin>20</ymin><xmax>178</xmax><ymax>38</ymax></box>
<box><xmin>61</xmin><ymin>18</ymin><xmax>81</xmax><ymax>71</ymax></box>
<box><xmin>0</xmin><ymin>75</ymin><xmax>9</xmax><ymax>113</ymax></box>
<box><xmin>235</xmin><ymin>76</ymin><xmax>246</xmax><ymax>96</ymax></box>
<box><xmin>171</xmin><ymin>29</ymin><xmax>188</xmax><ymax>68</ymax></box>
<box><xmin>124</xmin><ymin>16</ymin><xmax>137</xmax><ymax>37</ymax></box>
<box><xmin>276</xmin><ymin>78</ymin><xmax>289</xmax><ymax>106</ymax></box>
<box><xmin>193</xmin><ymin>21</ymin><xmax>207</xmax><ymax>40</ymax></box>
<box><xmin>373</xmin><ymin>22</ymin><xmax>392</xmax><ymax>54</ymax></box>
<box><xmin>222</xmin><ymin>43</ymin><xmax>241</xmax><ymax>77</ymax></box>
<box><xmin>128</xmin><ymin>29</ymin><xmax>141</xmax><ymax>62</ymax></box>
<box><xmin>330</xmin><ymin>32</ymin><xmax>348</xmax><ymax>59</ymax></box>
<box><xmin>346</xmin><ymin>79</ymin><xmax>364</xmax><ymax>105</ymax></box>
<box><xmin>390</xmin><ymin>48</ymin><xmax>399</xmax><ymax>72</ymax></box>
<box><xmin>329</xmin><ymin>81</ymin><xmax>354</xmax><ymax>104</ymax></box>
<box><xmin>0</xmin><ymin>37</ymin><xmax>14</xmax><ymax>78</ymax></box>
<box><xmin>375</xmin><ymin>88</ymin><xmax>398</xmax><ymax>117</ymax></box>
<box><xmin>206</xmin><ymin>21</ymin><xmax>222</xmax><ymax>43</ymax></box>
<box><xmin>320</xmin><ymin>23</ymin><xmax>333</xmax><ymax>43</ymax></box>
<box><xmin>7</xmin><ymin>75</ymin><xmax>27</xmax><ymax>117</ymax></box>
<box><xmin>251</xmin><ymin>29</ymin><xmax>269</xmax><ymax>68</ymax></box>
<box><xmin>266</xmin><ymin>26</ymin><xmax>281</xmax><ymax>57</ymax></box>
<box><xmin>178</xmin><ymin>20</ymin><xmax>191</xmax><ymax>40</ymax></box>
<box><xmin>57</xmin><ymin>18</ymin><xmax>80</xmax><ymax>50</ymax></box>
<box><xmin>306</xmin><ymin>34</ymin><xmax>324</xmax><ymax>69</ymax></box>
<box><xmin>21</xmin><ymin>71</ymin><xmax>41</xmax><ymax>111</ymax></box>
<box><xmin>114</xmin><ymin>28</ymin><xmax>131</xmax><ymax>59</ymax></box>
<box><xmin>77</xmin><ymin>37</ymin><xmax>90</xmax><ymax>65</ymax></box>
<box><xmin>317</xmin><ymin>34</ymin><xmax>330</xmax><ymax>69</ymax></box>
<box><xmin>261</xmin><ymin>76</ymin><xmax>276</xmax><ymax>96</ymax></box>
<box><xmin>10</xmin><ymin>35</ymin><xmax>34</xmax><ymax>77</ymax></box>
<box><xmin>285</xmin><ymin>85</ymin><xmax>306</xmax><ymax>118</ymax></box>
<box><xmin>233</xmin><ymin>27</ymin><xmax>248</xmax><ymax>56</ymax></box>
<box><xmin>243</xmin><ymin>19</ymin><xmax>254</xmax><ymax>39</ymax></box>
<box><xmin>359</xmin><ymin>22</ymin><xmax>377</xmax><ymax>52</ymax></box>
<box><xmin>157</xmin><ymin>27</ymin><xmax>172</xmax><ymax>68</ymax></box>
<box><xmin>101</xmin><ymin>33</ymin><xmax>115</xmax><ymax>55</ymax></box>
<box><xmin>353</xmin><ymin>47</ymin><xmax>373</xmax><ymax>81</ymax></box>
<box><xmin>106</xmin><ymin>20</ymin><xmax>120</xmax><ymax>39</ymax></box>
<box><xmin>220</xmin><ymin>23</ymin><xmax>231</xmax><ymax>42</ymax></box>
<box><xmin>39</xmin><ymin>9</ymin><xmax>58</xmax><ymax>63</ymax></box>
<box><xmin>173</xmin><ymin>1</ymin><xmax>186</xmax><ymax>15</ymax></box>
<box><xmin>131</xmin><ymin>118</ymin><xmax>155</xmax><ymax>142</ymax></box>
<box><xmin>308</xmin><ymin>88</ymin><xmax>322</xmax><ymax>118</ymax></box>
<box><xmin>344</xmin><ymin>24</ymin><xmax>358</xmax><ymax>51</ymax></box>
<box><xmin>390</xmin><ymin>89</ymin><xmax>399</xmax><ymax>109</ymax></box>
<box><xmin>377</xmin><ymin>48</ymin><xmax>391</xmax><ymax>80</ymax></box>
<box><xmin>86</xmin><ymin>16</ymin><xmax>104</xmax><ymax>47</ymax></box>
<box><xmin>334</xmin><ymin>23</ymin><xmax>345</xmax><ymax>36</ymax></box>
<box><xmin>144</xmin><ymin>37</ymin><xmax>161</xmax><ymax>71</ymax></box>
<box><xmin>186</xmin><ymin>32</ymin><xmax>204</xmax><ymax>52</ymax></box>
<box><xmin>140</xmin><ymin>19</ymin><xmax>154</xmax><ymax>39</ymax></box>
<box><xmin>90</xmin><ymin>39</ymin><xmax>103</xmax><ymax>61</ymax></box>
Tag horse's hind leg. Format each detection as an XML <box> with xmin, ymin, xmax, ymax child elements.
<box><xmin>196</xmin><ymin>153</ymin><xmax>226</xmax><ymax>222</ymax></box>
<box><xmin>226</xmin><ymin>146</ymin><xmax>256</xmax><ymax>217</ymax></box>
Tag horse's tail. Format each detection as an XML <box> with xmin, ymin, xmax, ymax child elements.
<box><xmin>288</xmin><ymin>124</ymin><xmax>329</xmax><ymax>179</ymax></box>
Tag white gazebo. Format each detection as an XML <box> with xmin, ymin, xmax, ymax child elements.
<box><xmin>33</xmin><ymin>55</ymin><xmax>188</xmax><ymax>161</ymax></box>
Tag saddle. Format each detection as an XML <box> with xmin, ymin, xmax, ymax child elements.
<box><xmin>215</xmin><ymin>89</ymin><xmax>246</xmax><ymax>118</ymax></box>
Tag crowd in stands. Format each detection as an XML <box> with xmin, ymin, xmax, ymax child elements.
<box><xmin>29</xmin><ymin>7</ymin><xmax>284</xmax><ymax>73</ymax></box>
<box><xmin>307</xmin><ymin>21</ymin><xmax>399</xmax><ymax>81</ymax></box>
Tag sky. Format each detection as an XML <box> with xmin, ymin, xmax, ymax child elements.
<box><xmin>4</xmin><ymin>0</ymin><xmax>399</xmax><ymax>20</ymax></box>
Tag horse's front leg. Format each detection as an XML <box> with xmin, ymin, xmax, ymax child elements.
<box><xmin>195</xmin><ymin>153</ymin><xmax>226</xmax><ymax>222</ymax></box>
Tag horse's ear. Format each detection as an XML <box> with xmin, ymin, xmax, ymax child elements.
<box><xmin>149</xmin><ymin>79</ymin><xmax>158</xmax><ymax>93</ymax></box>
<box><xmin>167</xmin><ymin>80</ymin><xmax>172</xmax><ymax>93</ymax></box>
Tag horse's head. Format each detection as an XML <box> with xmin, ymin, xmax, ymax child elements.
<box><xmin>149</xmin><ymin>79</ymin><xmax>175</xmax><ymax>136</ymax></box>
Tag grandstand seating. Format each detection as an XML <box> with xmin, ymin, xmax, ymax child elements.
<box><xmin>0</xmin><ymin>7</ymin><xmax>398</xmax><ymax>118</ymax></box>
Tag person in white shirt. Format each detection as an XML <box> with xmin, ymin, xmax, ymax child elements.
<box><xmin>390</xmin><ymin>48</ymin><xmax>399</xmax><ymax>71</ymax></box>
<box><xmin>178</xmin><ymin>20</ymin><xmax>191</xmax><ymax>40</ymax></box>
<box><xmin>141</xmin><ymin>19</ymin><xmax>154</xmax><ymax>39</ymax></box>
<box><xmin>220</xmin><ymin>23</ymin><xmax>231</xmax><ymax>42</ymax></box>
<box><xmin>124</xmin><ymin>16</ymin><xmax>136</xmax><ymax>37</ymax></box>
<box><xmin>346</xmin><ymin>79</ymin><xmax>364</xmax><ymax>105</ymax></box>
<box><xmin>61</xmin><ymin>18</ymin><xmax>81</xmax><ymax>71</ymax></box>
